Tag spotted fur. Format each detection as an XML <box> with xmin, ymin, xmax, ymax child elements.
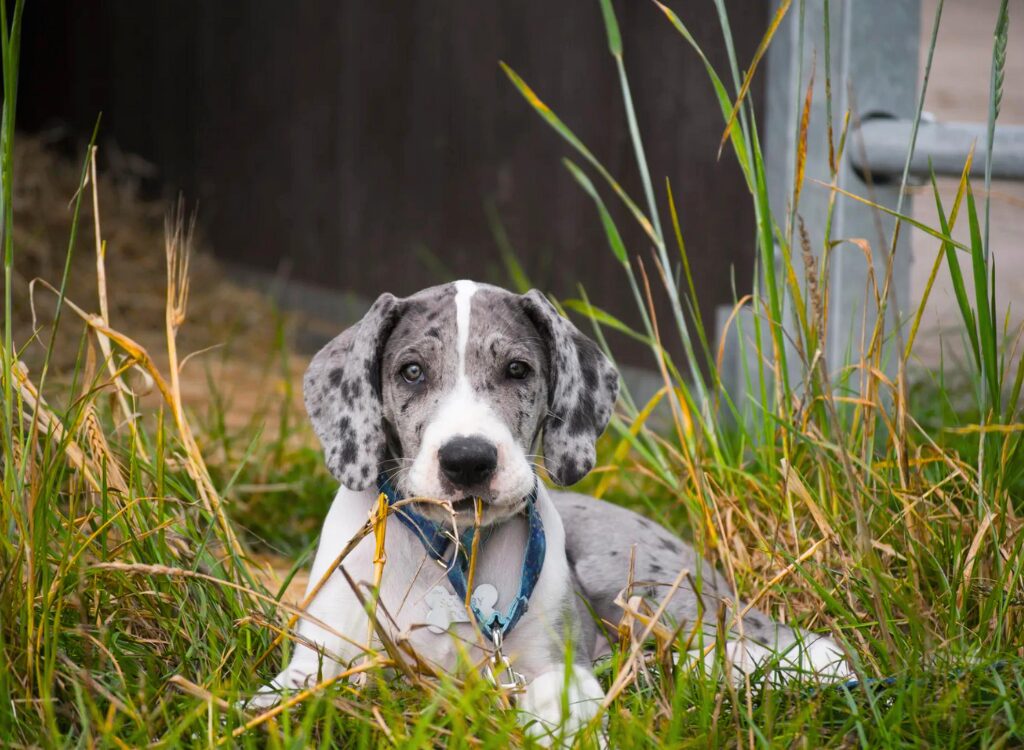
<box><xmin>274</xmin><ymin>281</ymin><xmax>850</xmax><ymax>745</ymax></box>
<box><xmin>303</xmin><ymin>282</ymin><xmax>617</xmax><ymax>497</ymax></box>
<box><xmin>520</xmin><ymin>290</ymin><xmax>619</xmax><ymax>485</ymax></box>
<box><xmin>303</xmin><ymin>292</ymin><xmax>401</xmax><ymax>490</ymax></box>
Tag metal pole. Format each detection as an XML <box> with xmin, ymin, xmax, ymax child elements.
<box><xmin>719</xmin><ymin>1</ymin><xmax>921</xmax><ymax>408</ymax></box>
<box><xmin>850</xmin><ymin>118</ymin><xmax>1024</xmax><ymax>181</ymax></box>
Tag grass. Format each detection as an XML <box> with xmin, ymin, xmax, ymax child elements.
<box><xmin>2</xmin><ymin>0</ymin><xmax>1023</xmax><ymax>747</ymax></box>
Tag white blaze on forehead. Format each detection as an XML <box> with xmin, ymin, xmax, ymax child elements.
<box><xmin>453</xmin><ymin>279</ymin><xmax>478</xmax><ymax>380</ymax></box>
<box><xmin>405</xmin><ymin>279</ymin><xmax>535</xmax><ymax>504</ymax></box>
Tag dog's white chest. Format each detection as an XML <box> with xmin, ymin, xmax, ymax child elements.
<box><xmin>372</xmin><ymin>515</ymin><xmax>543</xmax><ymax>672</ymax></box>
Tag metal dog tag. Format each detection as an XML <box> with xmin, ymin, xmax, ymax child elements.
<box><xmin>470</xmin><ymin>583</ymin><xmax>498</xmax><ymax>623</ymax></box>
<box><xmin>424</xmin><ymin>586</ymin><xmax>471</xmax><ymax>634</ymax></box>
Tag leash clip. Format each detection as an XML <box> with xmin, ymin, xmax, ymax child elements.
<box><xmin>484</xmin><ymin>625</ymin><xmax>526</xmax><ymax>693</ymax></box>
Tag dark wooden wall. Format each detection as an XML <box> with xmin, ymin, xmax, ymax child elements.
<box><xmin>20</xmin><ymin>1</ymin><xmax>766</xmax><ymax>364</ymax></box>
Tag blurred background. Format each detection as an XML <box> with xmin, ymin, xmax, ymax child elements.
<box><xmin>16</xmin><ymin>0</ymin><xmax>763</xmax><ymax>369</ymax></box>
<box><xmin>11</xmin><ymin>0</ymin><xmax>1022</xmax><ymax>374</ymax></box>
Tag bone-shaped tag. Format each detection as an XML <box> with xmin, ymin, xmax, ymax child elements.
<box><xmin>424</xmin><ymin>584</ymin><xmax>503</xmax><ymax>634</ymax></box>
<box><xmin>470</xmin><ymin>583</ymin><xmax>498</xmax><ymax>624</ymax></box>
<box><xmin>424</xmin><ymin>586</ymin><xmax>470</xmax><ymax>634</ymax></box>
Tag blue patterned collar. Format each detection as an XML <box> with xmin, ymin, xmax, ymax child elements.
<box><xmin>376</xmin><ymin>474</ymin><xmax>546</xmax><ymax>639</ymax></box>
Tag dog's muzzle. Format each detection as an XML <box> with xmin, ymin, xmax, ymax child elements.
<box><xmin>438</xmin><ymin>435</ymin><xmax>498</xmax><ymax>489</ymax></box>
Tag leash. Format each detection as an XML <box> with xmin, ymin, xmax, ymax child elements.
<box><xmin>831</xmin><ymin>658</ymin><xmax>1014</xmax><ymax>696</ymax></box>
<box><xmin>376</xmin><ymin>474</ymin><xmax>546</xmax><ymax>691</ymax></box>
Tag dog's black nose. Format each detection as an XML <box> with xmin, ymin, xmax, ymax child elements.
<box><xmin>438</xmin><ymin>436</ymin><xmax>498</xmax><ymax>488</ymax></box>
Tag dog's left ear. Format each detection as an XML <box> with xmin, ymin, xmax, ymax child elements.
<box><xmin>303</xmin><ymin>293</ymin><xmax>402</xmax><ymax>490</ymax></box>
<box><xmin>521</xmin><ymin>290</ymin><xmax>619</xmax><ymax>486</ymax></box>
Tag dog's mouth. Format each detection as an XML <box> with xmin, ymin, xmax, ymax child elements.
<box><xmin>446</xmin><ymin>495</ymin><xmax>499</xmax><ymax>521</ymax></box>
<box><xmin>451</xmin><ymin>497</ymin><xmax>478</xmax><ymax>512</ymax></box>
<box><xmin>410</xmin><ymin>493</ymin><xmax>526</xmax><ymax>529</ymax></box>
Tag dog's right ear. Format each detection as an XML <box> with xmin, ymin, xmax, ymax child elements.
<box><xmin>520</xmin><ymin>290</ymin><xmax>619</xmax><ymax>486</ymax></box>
<box><xmin>303</xmin><ymin>293</ymin><xmax>401</xmax><ymax>490</ymax></box>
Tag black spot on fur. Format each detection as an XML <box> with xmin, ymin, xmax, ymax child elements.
<box><xmin>404</xmin><ymin>300</ymin><xmax>427</xmax><ymax>317</ymax></box>
<box><xmin>340</xmin><ymin>439</ymin><xmax>358</xmax><ymax>466</ymax></box>
<box><xmin>328</xmin><ymin>368</ymin><xmax>343</xmax><ymax>388</ymax></box>
<box><xmin>659</xmin><ymin>537</ymin><xmax>682</xmax><ymax>554</ymax></box>
<box><xmin>557</xmin><ymin>456</ymin><xmax>579</xmax><ymax>485</ymax></box>
<box><xmin>568</xmin><ymin>390</ymin><xmax>597</xmax><ymax>435</ymax></box>
<box><xmin>577</xmin><ymin>342</ymin><xmax>600</xmax><ymax>390</ymax></box>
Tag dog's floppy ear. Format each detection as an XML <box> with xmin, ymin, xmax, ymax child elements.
<box><xmin>304</xmin><ymin>293</ymin><xmax>401</xmax><ymax>489</ymax></box>
<box><xmin>521</xmin><ymin>289</ymin><xmax>619</xmax><ymax>486</ymax></box>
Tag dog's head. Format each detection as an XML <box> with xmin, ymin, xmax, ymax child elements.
<box><xmin>304</xmin><ymin>281</ymin><xmax>619</xmax><ymax>525</ymax></box>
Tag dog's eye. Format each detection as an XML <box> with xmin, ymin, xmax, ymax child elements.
<box><xmin>506</xmin><ymin>360</ymin><xmax>530</xmax><ymax>380</ymax></box>
<box><xmin>400</xmin><ymin>363</ymin><xmax>425</xmax><ymax>384</ymax></box>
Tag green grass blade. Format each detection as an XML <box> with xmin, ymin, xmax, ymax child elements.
<box><xmin>599</xmin><ymin>0</ymin><xmax>663</xmax><ymax>242</ymax></box>
<box><xmin>812</xmin><ymin>178</ymin><xmax>973</xmax><ymax>253</ymax></box>
<box><xmin>654</xmin><ymin>1</ymin><xmax>752</xmax><ymax>190</ymax></box>
<box><xmin>485</xmin><ymin>201</ymin><xmax>533</xmax><ymax>293</ymax></box>
<box><xmin>500</xmin><ymin>61</ymin><xmax>659</xmax><ymax>246</ymax></box>
<box><xmin>929</xmin><ymin>168</ymin><xmax>977</xmax><ymax>353</ymax></box>
<box><xmin>716</xmin><ymin>0</ymin><xmax>792</xmax><ymax>156</ymax></box>
<box><xmin>597</xmin><ymin>0</ymin><xmax>622</xmax><ymax>56</ymax></box>
<box><xmin>965</xmin><ymin>182</ymin><xmax>999</xmax><ymax>416</ymax></box>
<box><xmin>563</xmin><ymin>159</ymin><xmax>628</xmax><ymax>266</ymax></box>
<box><xmin>983</xmin><ymin>0</ymin><xmax>1009</xmax><ymax>263</ymax></box>
<box><xmin>0</xmin><ymin>0</ymin><xmax>25</xmax><ymax>506</ymax></box>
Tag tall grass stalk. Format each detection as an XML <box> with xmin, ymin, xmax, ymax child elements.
<box><xmin>1</xmin><ymin>0</ymin><xmax>24</xmax><ymax>521</ymax></box>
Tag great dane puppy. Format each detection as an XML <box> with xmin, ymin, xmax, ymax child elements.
<box><xmin>251</xmin><ymin>281</ymin><xmax>849</xmax><ymax>742</ymax></box>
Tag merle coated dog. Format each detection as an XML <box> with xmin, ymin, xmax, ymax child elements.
<box><xmin>250</xmin><ymin>281</ymin><xmax>849</xmax><ymax>743</ymax></box>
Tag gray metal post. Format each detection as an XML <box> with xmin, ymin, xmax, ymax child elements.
<box><xmin>759</xmin><ymin>1</ymin><xmax>921</xmax><ymax>382</ymax></box>
<box><xmin>850</xmin><ymin>118</ymin><xmax>1024</xmax><ymax>180</ymax></box>
<box><xmin>770</xmin><ymin>0</ymin><xmax>921</xmax><ymax>372</ymax></box>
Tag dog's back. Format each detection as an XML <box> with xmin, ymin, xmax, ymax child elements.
<box><xmin>552</xmin><ymin>491</ymin><xmax>800</xmax><ymax>659</ymax></box>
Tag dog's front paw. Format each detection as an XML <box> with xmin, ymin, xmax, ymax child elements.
<box><xmin>519</xmin><ymin>665</ymin><xmax>605</xmax><ymax>747</ymax></box>
<box><xmin>244</xmin><ymin>667</ymin><xmax>319</xmax><ymax>711</ymax></box>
